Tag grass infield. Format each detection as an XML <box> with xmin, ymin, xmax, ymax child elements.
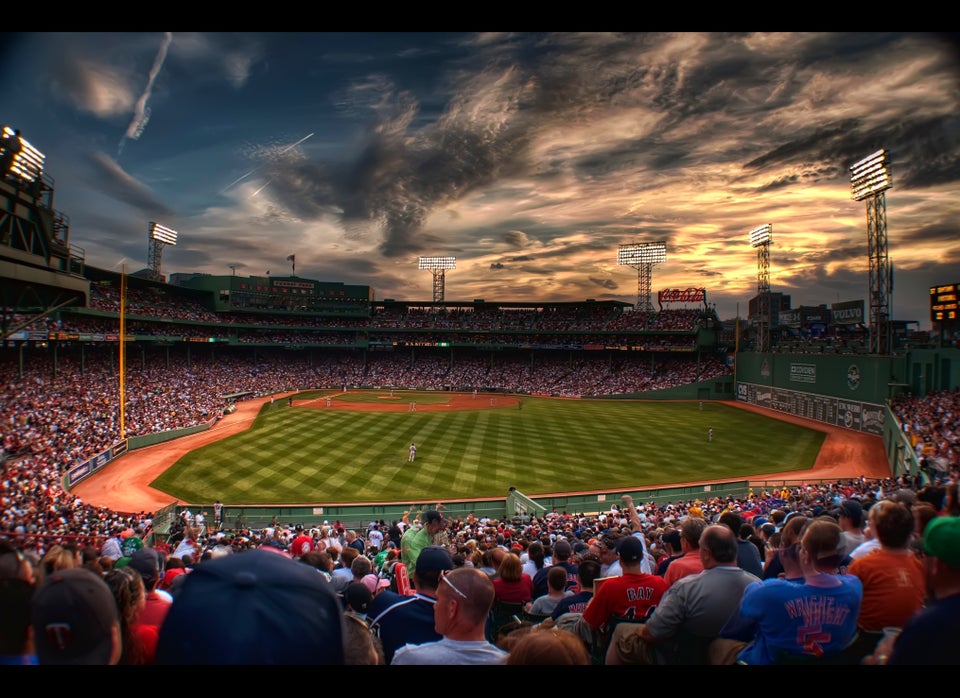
<box><xmin>150</xmin><ymin>392</ymin><xmax>825</xmax><ymax>505</ymax></box>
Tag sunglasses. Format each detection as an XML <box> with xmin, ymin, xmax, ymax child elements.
<box><xmin>439</xmin><ymin>569</ymin><xmax>467</xmax><ymax>599</ymax></box>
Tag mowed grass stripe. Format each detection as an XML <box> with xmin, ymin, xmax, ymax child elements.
<box><xmin>150</xmin><ymin>396</ymin><xmax>826</xmax><ymax>504</ymax></box>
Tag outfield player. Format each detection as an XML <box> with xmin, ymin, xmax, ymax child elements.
<box><xmin>409</xmin><ymin>442</ymin><xmax>417</xmax><ymax>462</ymax></box>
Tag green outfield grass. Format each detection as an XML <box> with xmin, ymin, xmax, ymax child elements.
<box><xmin>149</xmin><ymin>393</ymin><xmax>826</xmax><ymax>505</ymax></box>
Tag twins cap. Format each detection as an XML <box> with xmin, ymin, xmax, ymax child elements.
<box><xmin>32</xmin><ymin>568</ymin><xmax>119</xmax><ymax>665</ymax></box>
<box><xmin>156</xmin><ymin>549</ymin><xmax>345</xmax><ymax>664</ymax></box>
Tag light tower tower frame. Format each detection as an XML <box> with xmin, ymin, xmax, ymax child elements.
<box><xmin>147</xmin><ymin>222</ymin><xmax>178</xmax><ymax>282</ymax></box>
<box><xmin>617</xmin><ymin>241</ymin><xmax>666</xmax><ymax>313</ymax></box>
<box><xmin>418</xmin><ymin>256</ymin><xmax>456</xmax><ymax>303</ymax></box>
<box><xmin>749</xmin><ymin>224</ymin><xmax>773</xmax><ymax>353</ymax></box>
<box><xmin>850</xmin><ymin>149</ymin><xmax>893</xmax><ymax>355</ymax></box>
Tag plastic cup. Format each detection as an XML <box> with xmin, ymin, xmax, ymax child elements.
<box><xmin>882</xmin><ymin>627</ymin><xmax>902</xmax><ymax>644</ymax></box>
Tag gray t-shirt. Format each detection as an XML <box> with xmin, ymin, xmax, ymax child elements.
<box><xmin>391</xmin><ymin>637</ymin><xmax>508</xmax><ymax>665</ymax></box>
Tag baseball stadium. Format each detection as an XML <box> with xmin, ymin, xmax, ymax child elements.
<box><xmin>3</xmin><ymin>124</ymin><xmax>960</xmax><ymax>666</ymax></box>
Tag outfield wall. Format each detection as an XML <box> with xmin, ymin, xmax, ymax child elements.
<box><xmin>734</xmin><ymin>350</ymin><xmax>960</xmax><ymax>479</ymax></box>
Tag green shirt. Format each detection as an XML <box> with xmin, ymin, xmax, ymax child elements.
<box><xmin>400</xmin><ymin>524</ymin><xmax>433</xmax><ymax>574</ymax></box>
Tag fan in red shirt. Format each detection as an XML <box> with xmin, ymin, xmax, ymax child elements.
<box><xmin>582</xmin><ymin>535</ymin><xmax>665</xmax><ymax>637</ymax></box>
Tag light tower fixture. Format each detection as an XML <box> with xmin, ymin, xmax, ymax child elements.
<box><xmin>418</xmin><ymin>256</ymin><xmax>456</xmax><ymax>303</ymax></box>
<box><xmin>147</xmin><ymin>222</ymin><xmax>178</xmax><ymax>282</ymax></box>
<box><xmin>2</xmin><ymin>125</ymin><xmax>45</xmax><ymax>183</ymax></box>
<box><xmin>850</xmin><ymin>149</ymin><xmax>893</xmax><ymax>355</ymax></box>
<box><xmin>749</xmin><ymin>224</ymin><xmax>773</xmax><ymax>353</ymax></box>
<box><xmin>617</xmin><ymin>241</ymin><xmax>666</xmax><ymax>313</ymax></box>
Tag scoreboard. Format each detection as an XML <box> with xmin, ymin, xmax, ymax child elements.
<box><xmin>931</xmin><ymin>283</ymin><xmax>960</xmax><ymax>322</ymax></box>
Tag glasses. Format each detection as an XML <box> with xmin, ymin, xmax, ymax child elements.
<box><xmin>439</xmin><ymin>569</ymin><xmax>467</xmax><ymax>599</ymax></box>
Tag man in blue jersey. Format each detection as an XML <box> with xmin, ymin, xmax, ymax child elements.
<box><xmin>367</xmin><ymin>545</ymin><xmax>453</xmax><ymax>664</ymax></box>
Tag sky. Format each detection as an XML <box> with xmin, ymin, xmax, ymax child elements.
<box><xmin>2</xmin><ymin>32</ymin><xmax>959</xmax><ymax>329</ymax></box>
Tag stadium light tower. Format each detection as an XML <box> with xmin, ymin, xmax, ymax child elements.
<box><xmin>147</xmin><ymin>222</ymin><xmax>178</xmax><ymax>282</ymax></box>
<box><xmin>850</xmin><ymin>149</ymin><xmax>893</xmax><ymax>355</ymax></box>
<box><xmin>418</xmin><ymin>256</ymin><xmax>456</xmax><ymax>303</ymax></box>
<box><xmin>749</xmin><ymin>224</ymin><xmax>773</xmax><ymax>353</ymax></box>
<box><xmin>617</xmin><ymin>241</ymin><xmax>666</xmax><ymax>313</ymax></box>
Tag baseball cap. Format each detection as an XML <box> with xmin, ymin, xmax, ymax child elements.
<box><xmin>156</xmin><ymin>549</ymin><xmax>345</xmax><ymax>665</ymax></box>
<box><xmin>423</xmin><ymin>510</ymin><xmax>446</xmax><ymax>526</ymax></box>
<box><xmin>924</xmin><ymin>516</ymin><xmax>960</xmax><ymax>566</ymax></box>
<box><xmin>361</xmin><ymin>573</ymin><xmax>389</xmax><ymax>594</ymax></box>
<box><xmin>344</xmin><ymin>582</ymin><xmax>374</xmax><ymax>614</ymax></box>
<box><xmin>617</xmin><ymin>535</ymin><xmax>645</xmax><ymax>563</ymax></box>
<box><xmin>415</xmin><ymin>546</ymin><xmax>454</xmax><ymax>576</ymax></box>
<box><xmin>127</xmin><ymin>547</ymin><xmax>161</xmax><ymax>585</ymax></box>
<box><xmin>32</xmin><ymin>568</ymin><xmax>119</xmax><ymax>665</ymax></box>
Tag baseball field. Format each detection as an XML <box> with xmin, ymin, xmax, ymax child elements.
<box><xmin>145</xmin><ymin>390</ymin><xmax>828</xmax><ymax>505</ymax></box>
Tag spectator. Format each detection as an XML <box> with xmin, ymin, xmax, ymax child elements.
<box><xmin>126</xmin><ymin>547</ymin><xmax>172</xmax><ymax>633</ymax></box>
<box><xmin>609</xmin><ymin>524</ymin><xmax>759</xmax><ymax>665</ymax></box>
<box><xmin>343</xmin><ymin>612</ymin><xmax>384</xmax><ymax>665</ymax></box>
<box><xmin>718</xmin><ymin>511</ymin><xmax>763</xmax><ymax>578</ymax></box>
<box><xmin>528</xmin><ymin>565</ymin><xmax>573</xmax><ymax>616</ymax></box>
<box><xmin>0</xmin><ymin>540</ymin><xmax>36</xmax><ymax>586</ymax></box>
<box><xmin>532</xmin><ymin>538</ymin><xmax>578</xmax><ymax>598</ymax></box>
<box><xmin>583</xmin><ymin>535</ymin><xmax>665</xmax><ymax>651</ymax></box>
<box><xmin>847</xmin><ymin>501</ymin><xmax>926</xmax><ymax>633</ymax></box>
<box><xmin>663</xmin><ymin>516</ymin><xmax>707</xmax><ymax>588</ymax></box>
<box><xmin>877</xmin><ymin>515</ymin><xmax>960</xmax><ymax>664</ymax></box>
<box><xmin>392</xmin><ymin>567</ymin><xmax>507</xmax><ymax>665</ymax></box>
<box><xmin>102</xmin><ymin>567</ymin><xmax>158</xmax><ymax>664</ymax></box>
<box><xmin>156</xmin><ymin>549</ymin><xmax>345</xmax><ymax>664</ymax></box>
<box><xmin>31</xmin><ymin>568</ymin><xmax>122</xmax><ymax>665</ymax></box>
<box><xmin>762</xmin><ymin>514</ymin><xmax>810</xmax><ymax>581</ymax></box>
<box><xmin>713</xmin><ymin>519</ymin><xmax>862</xmax><ymax>664</ymax></box>
<box><xmin>655</xmin><ymin>529</ymin><xmax>683</xmax><ymax>577</ymax></box>
<box><xmin>522</xmin><ymin>540</ymin><xmax>547</xmax><ymax>579</ymax></box>
<box><xmin>506</xmin><ymin>626</ymin><xmax>591</xmax><ymax>665</ymax></box>
<box><xmin>492</xmin><ymin>552</ymin><xmax>534</xmax><ymax>605</ymax></box>
<box><xmin>400</xmin><ymin>510</ymin><xmax>448</xmax><ymax>583</ymax></box>
<box><xmin>367</xmin><ymin>545</ymin><xmax>453</xmax><ymax>664</ymax></box>
<box><xmin>836</xmin><ymin>499</ymin><xmax>865</xmax><ymax>558</ymax></box>
<box><xmin>550</xmin><ymin>557</ymin><xmax>601</xmax><ymax>622</ymax></box>
<box><xmin>0</xmin><ymin>578</ymin><xmax>37</xmax><ymax>664</ymax></box>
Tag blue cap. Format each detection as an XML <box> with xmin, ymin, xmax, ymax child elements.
<box><xmin>156</xmin><ymin>549</ymin><xmax>344</xmax><ymax>664</ymax></box>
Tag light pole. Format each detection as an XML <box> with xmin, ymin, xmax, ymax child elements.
<box><xmin>850</xmin><ymin>149</ymin><xmax>893</xmax><ymax>355</ymax></box>
<box><xmin>749</xmin><ymin>224</ymin><xmax>773</xmax><ymax>353</ymax></box>
<box><xmin>147</xmin><ymin>222</ymin><xmax>178</xmax><ymax>282</ymax></box>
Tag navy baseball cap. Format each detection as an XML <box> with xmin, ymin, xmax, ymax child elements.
<box><xmin>156</xmin><ymin>549</ymin><xmax>345</xmax><ymax>664</ymax></box>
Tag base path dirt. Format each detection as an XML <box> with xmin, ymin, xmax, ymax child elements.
<box><xmin>69</xmin><ymin>393</ymin><xmax>891</xmax><ymax>514</ymax></box>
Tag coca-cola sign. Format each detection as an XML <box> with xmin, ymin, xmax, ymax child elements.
<box><xmin>658</xmin><ymin>287</ymin><xmax>705</xmax><ymax>304</ymax></box>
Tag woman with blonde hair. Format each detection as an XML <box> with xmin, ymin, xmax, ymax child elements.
<box><xmin>39</xmin><ymin>544</ymin><xmax>78</xmax><ymax>578</ymax></box>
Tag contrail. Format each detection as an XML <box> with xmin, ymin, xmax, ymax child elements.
<box><xmin>118</xmin><ymin>32</ymin><xmax>173</xmax><ymax>158</ymax></box>
<box><xmin>222</xmin><ymin>132</ymin><xmax>315</xmax><ymax>196</ymax></box>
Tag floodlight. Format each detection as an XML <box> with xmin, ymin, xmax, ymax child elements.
<box><xmin>617</xmin><ymin>242</ymin><xmax>666</xmax><ymax>266</ymax></box>
<box><xmin>419</xmin><ymin>256</ymin><xmax>456</xmax><ymax>303</ymax></box>
<box><xmin>418</xmin><ymin>256</ymin><xmax>456</xmax><ymax>270</ymax></box>
<box><xmin>749</xmin><ymin>224</ymin><xmax>772</xmax><ymax>248</ymax></box>
<box><xmin>850</xmin><ymin>149</ymin><xmax>892</xmax><ymax>201</ymax></box>
<box><xmin>2</xmin><ymin>126</ymin><xmax>45</xmax><ymax>183</ymax></box>
<box><xmin>149</xmin><ymin>222</ymin><xmax>179</xmax><ymax>246</ymax></box>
